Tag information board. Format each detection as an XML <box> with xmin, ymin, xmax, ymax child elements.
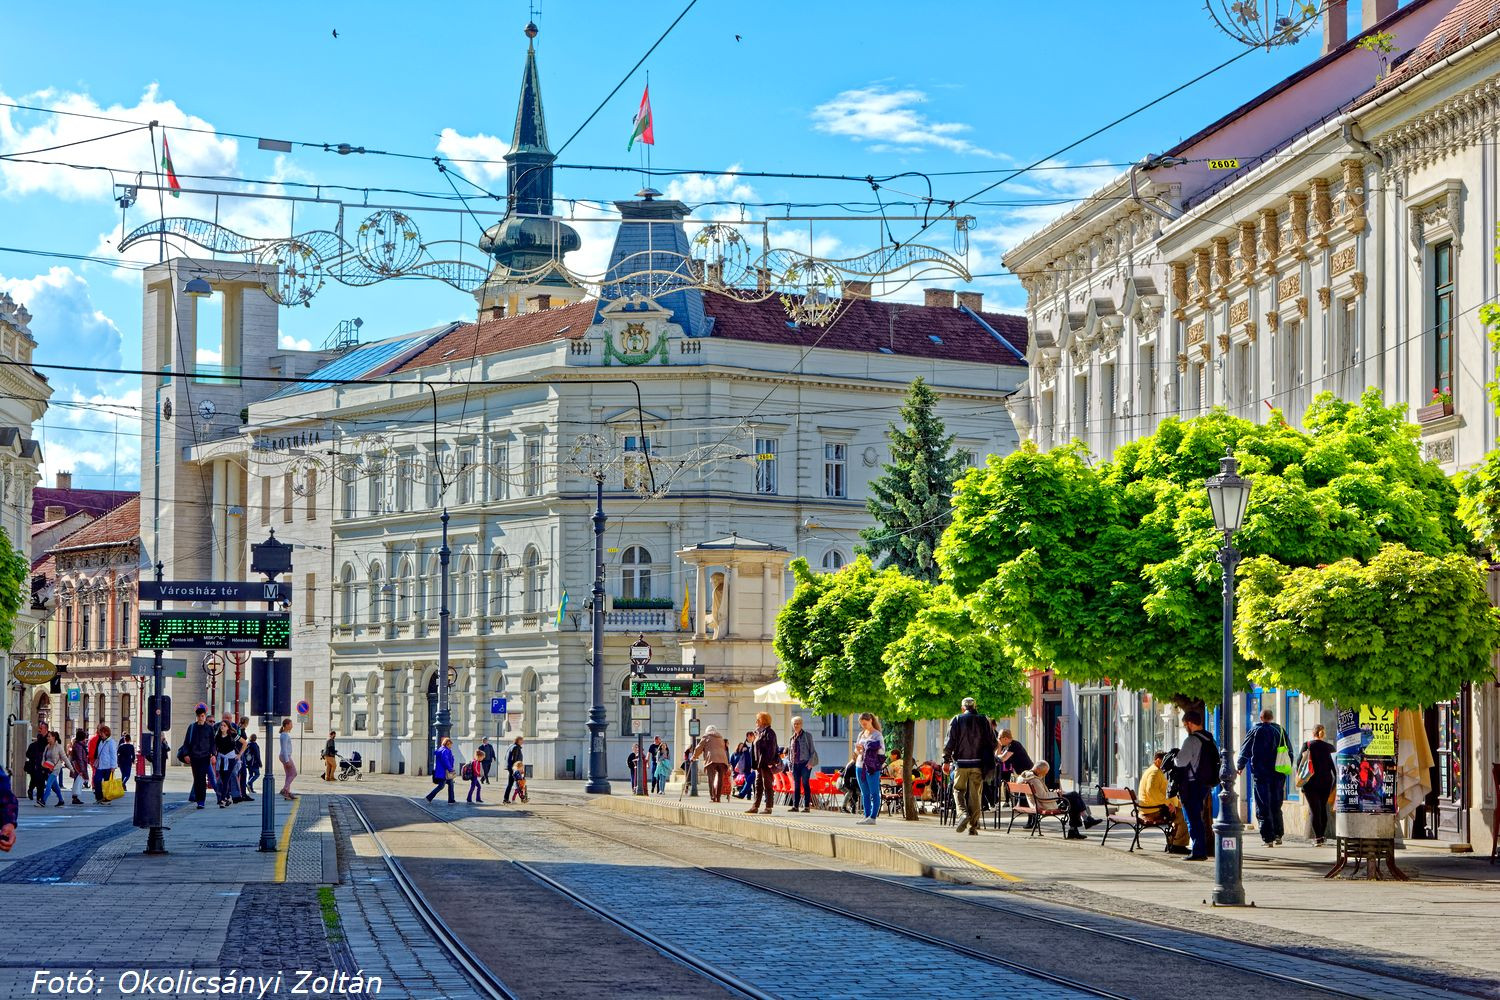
<box><xmin>630</xmin><ymin>679</ymin><xmax>705</xmax><ymax>699</ymax></box>
<box><xmin>138</xmin><ymin>610</ymin><xmax>292</xmax><ymax>650</ymax></box>
<box><xmin>139</xmin><ymin>580</ymin><xmax>292</xmax><ymax>603</ymax></box>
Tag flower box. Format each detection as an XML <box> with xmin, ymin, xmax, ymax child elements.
<box><xmin>1416</xmin><ymin>401</ymin><xmax>1453</xmax><ymax>423</ymax></box>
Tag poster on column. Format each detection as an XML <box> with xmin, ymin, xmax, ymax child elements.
<box><xmin>1335</xmin><ymin>705</ymin><xmax>1396</xmax><ymax>815</ymax></box>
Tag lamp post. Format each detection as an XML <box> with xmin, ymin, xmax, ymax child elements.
<box><xmin>585</xmin><ymin>472</ymin><xmax>611</xmax><ymax>793</ymax></box>
<box><xmin>1205</xmin><ymin>448</ymin><xmax>1253</xmax><ymax>907</ymax></box>
<box><xmin>251</xmin><ymin>530</ymin><xmax>292</xmax><ymax>854</ymax></box>
<box><xmin>436</xmin><ymin>509</ymin><xmax>452</xmax><ymax>760</ymax></box>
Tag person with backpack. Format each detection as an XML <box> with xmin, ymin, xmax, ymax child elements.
<box><xmin>242</xmin><ymin>733</ymin><xmax>262</xmax><ymax>794</ymax></box>
<box><xmin>503</xmin><ymin>738</ymin><xmax>525</xmax><ymax>804</ymax></box>
<box><xmin>24</xmin><ymin>723</ymin><xmax>50</xmax><ymax>802</ymax></box>
<box><xmin>745</xmin><ymin>713</ymin><xmax>780</xmax><ymax>816</ymax></box>
<box><xmin>179</xmin><ymin>707</ymin><xmax>217</xmax><ymax>809</ymax></box>
<box><xmin>1236</xmin><ymin>707</ymin><xmax>1291</xmax><ymax>847</ymax></box>
<box><xmin>853</xmin><ymin>713</ymin><xmax>885</xmax><ymax>825</ymax></box>
<box><xmin>1174</xmin><ymin>709</ymin><xmax>1221</xmax><ymax>861</ymax></box>
<box><xmin>68</xmin><ymin>731</ymin><xmax>90</xmax><ymax>805</ymax></box>
<box><xmin>425</xmin><ymin>737</ymin><xmax>456</xmax><ymax>804</ymax></box>
<box><xmin>943</xmin><ymin>698</ymin><xmax>994</xmax><ymax>836</ymax></box>
<box><xmin>465</xmin><ymin>749</ymin><xmax>485</xmax><ymax>803</ymax></box>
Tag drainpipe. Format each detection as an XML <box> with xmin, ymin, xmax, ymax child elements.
<box><xmin>1130</xmin><ymin>155</ymin><xmax>1186</xmax><ymax>223</ymax></box>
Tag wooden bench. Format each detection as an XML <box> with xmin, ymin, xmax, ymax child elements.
<box><xmin>1099</xmin><ymin>786</ymin><xmax>1174</xmax><ymax>852</ymax></box>
<box><xmin>1005</xmin><ymin>780</ymin><xmax>1068</xmax><ymax>837</ymax></box>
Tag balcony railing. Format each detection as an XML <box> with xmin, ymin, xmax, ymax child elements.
<box><xmin>604</xmin><ymin>608</ymin><xmax>673</xmax><ymax>630</ymax></box>
<box><xmin>189</xmin><ymin>363</ymin><xmax>242</xmax><ymax>385</ymax></box>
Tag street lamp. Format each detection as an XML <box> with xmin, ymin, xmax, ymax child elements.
<box><xmin>1205</xmin><ymin>448</ymin><xmax>1252</xmax><ymax>907</ymax></box>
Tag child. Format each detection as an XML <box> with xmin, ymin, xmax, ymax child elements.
<box><xmin>466</xmin><ymin>749</ymin><xmax>485</xmax><ymax>804</ymax></box>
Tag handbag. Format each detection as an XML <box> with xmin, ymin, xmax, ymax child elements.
<box><xmin>101</xmin><ymin>773</ymin><xmax>125</xmax><ymax>801</ymax></box>
<box><xmin>1273</xmin><ymin>727</ymin><xmax>1293</xmax><ymax>775</ymax></box>
<box><xmin>1294</xmin><ymin>748</ymin><xmax>1312</xmax><ymax>787</ymax></box>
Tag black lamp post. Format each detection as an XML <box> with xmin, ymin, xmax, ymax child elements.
<box><xmin>585</xmin><ymin>472</ymin><xmax>611</xmax><ymax>793</ymax></box>
<box><xmin>1205</xmin><ymin>449</ymin><xmax>1252</xmax><ymax>907</ymax></box>
<box><xmin>251</xmin><ymin>530</ymin><xmax>292</xmax><ymax>853</ymax></box>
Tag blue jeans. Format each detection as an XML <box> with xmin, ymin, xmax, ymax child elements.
<box><xmin>856</xmin><ymin>767</ymin><xmax>882</xmax><ymax>819</ymax></box>
<box><xmin>1252</xmin><ymin>773</ymin><xmax>1286</xmax><ymax>844</ymax></box>
<box><xmin>44</xmin><ymin>771</ymin><xmax>63</xmax><ymax>804</ymax></box>
<box><xmin>790</xmin><ymin>763</ymin><xmax>813</xmax><ymax>809</ymax></box>
<box><xmin>1181</xmin><ymin>783</ymin><xmax>1209</xmax><ymax>858</ymax></box>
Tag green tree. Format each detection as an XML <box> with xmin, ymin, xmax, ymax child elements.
<box><xmin>883</xmin><ymin>589</ymin><xmax>1029</xmax><ymax>723</ymax></box>
<box><xmin>859</xmin><ymin>377</ymin><xmax>967</xmax><ymax>583</ymax></box>
<box><xmin>0</xmin><ymin>538</ymin><xmax>27</xmax><ymax>652</ymax></box>
<box><xmin>1237</xmin><ymin>544</ymin><xmax>1500</xmax><ymax>708</ymax></box>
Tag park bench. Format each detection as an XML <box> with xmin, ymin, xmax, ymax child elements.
<box><xmin>1099</xmin><ymin>786</ymin><xmax>1174</xmax><ymax>852</ymax></box>
<box><xmin>1005</xmin><ymin>780</ymin><xmax>1068</xmax><ymax>837</ymax></box>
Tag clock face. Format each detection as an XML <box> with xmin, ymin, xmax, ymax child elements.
<box><xmin>199</xmin><ymin>400</ymin><xmax>216</xmax><ymax>420</ymax></box>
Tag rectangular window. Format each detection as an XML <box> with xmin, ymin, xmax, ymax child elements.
<box><xmin>1433</xmin><ymin>241</ymin><xmax>1453</xmax><ymax>396</ymax></box>
<box><xmin>261</xmin><ymin>476</ymin><xmax>271</xmax><ymax>526</ymax></box>
<box><xmin>623</xmin><ymin>435</ymin><xmax>651</xmax><ymax>490</ymax></box>
<box><xmin>1233</xmin><ymin>341</ymin><xmax>1251</xmax><ymax>410</ymax></box>
<box><xmin>282</xmin><ymin>473</ymin><xmax>293</xmax><ymax>522</ymax></box>
<box><xmin>489</xmin><ymin>444</ymin><xmax>510</xmax><ymax>500</ymax></box>
<box><xmin>458</xmin><ymin>446</ymin><xmax>476</xmax><ymax>504</ymax></box>
<box><xmin>369</xmin><ymin>459</ymin><xmax>385</xmax><ymax>515</ymax></box>
<box><xmin>396</xmin><ymin>458</ymin><xmax>412</xmax><ymax>512</ymax></box>
<box><xmin>64</xmin><ymin>606</ymin><xmax>73</xmax><ymax>651</ymax></box>
<box><xmin>821</xmin><ymin>713</ymin><xmax>846</xmax><ymax>739</ymax></box>
<box><xmin>524</xmin><ymin>438</ymin><xmax>542</xmax><ymax>497</ymax></box>
<box><xmin>305</xmin><ymin>572</ymin><xmax>316</xmax><ymax>626</ymax></box>
<box><xmin>1283</xmin><ymin>319</ymin><xmax>1304</xmax><ymax>421</ymax></box>
<box><xmin>754</xmin><ymin>437</ymin><xmax>779</xmax><ymax>494</ymax></box>
<box><xmin>81</xmin><ymin>605</ymin><xmax>91</xmax><ymax>651</ymax></box>
<box><xmin>426</xmin><ymin>453</ymin><xmax>442</xmax><ymax>507</ymax></box>
<box><xmin>823</xmin><ymin>441</ymin><xmax>847</xmax><ymax>498</ymax></box>
<box><xmin>1140</xmin><ymin>345</ymin><xmax>1156</xmax><ymax>418</ymax></box>
<box><xmin>96</xmin><ymin>603</ymin><xmax>106</xmax><ymax>648</ymax></box>
<box><xmin>118</xmin><ymin>598</ymin><xmax>130</xmax><ymax>647</ymax></box>
<box><xmin>341</xmin><ymin>473</ymin><xmax>356</xmax><ymax>519</ymax></box>
<box><xmin>1338</xmin><ymin>298</ymin><xmax>1359</xmax><ymax>397</ymax></box>
<box><xmin>305</xmin><ymin>469</ymin><xmax>317</xmax><ymax>520</ymax></box>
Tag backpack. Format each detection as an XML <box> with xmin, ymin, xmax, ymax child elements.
<box><xmin>461</xmin><ymin>762</ymin><xmax>475</xmax><ymax>781</ymax></box>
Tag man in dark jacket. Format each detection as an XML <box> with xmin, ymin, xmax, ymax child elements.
<box><xmin>478</xmin><ymin>739</ymin><xmax>496</xmax><ymax>784</ymax></box>
<box><xmin>322</xmin><ymin>732</ymin><xmax>338</xmax><ymax>782</ymax></box>
<box><xmin>24</xmin><ymin>723</ymin><xmax>49</xmax><ymax>802</ymax></box>
<box><xmin>745</xmin><ymin>716</ymin><xmax>779</xmax><ymax>815</ymax></box>
<box><xmin>943</xmin><ymin>698</ymin><xmax>993</xmax><ymax>836</ymax></box>
<box><xmin>179</xmin><ymin>707</ymin><xmax>217</xmax><ymax>808</ymax></box>
<box><xmin>1174</xmin><ymin>709</ymin><xmax>1221</xmax><ymax>861</ymax></box>
<box><xmin>1237</xmin><ymin>708</ymin><xmax>1290</xmax><ymax>847</ymax></box>
<box><xmin>0</xmin><ymin>764</ymin><xmax>17</xmax><ymax>852</ymax></box>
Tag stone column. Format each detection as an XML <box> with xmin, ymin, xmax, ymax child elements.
<box><xmin>694</xmin><ymin>564</ymin><xmax>706</xmax><ymax>637</ymax></box>
<box><xmin>761</xmin><ymin>562</ymin><xmax>774</xmax><ymax>638</ymax></box>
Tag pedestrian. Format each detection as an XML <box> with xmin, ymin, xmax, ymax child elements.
<box><xmin>69</xmin><ymin>730</ymin><xmax>89</xmax><ymax>804</ymax></box>
<box><xmin>231</xmin><ymin>725</ymin><xmax>252</xmax><ymax>803</ymax></box>
<box><xmin>729</xmin><ymin>737</ymin><xmax>753</xmax><ymax>799</ymax></box>
<box><xmin>322</xmin><ymin>731</ymin><xmax>338</xmax><ymax>782</ymax></box>
<box><xmin>1299</xmin><ymin>723</ymin><xmax>1336</xmax><ymax>845</ymax></box>
<box><xmin>425</xmin><ymin>737</ymin><xmax>456</xmax><ymax>803</ymax></box>
<box><xmin>179</xmin><ymin>707</ymin><xmax>216</xmax><ymax>809</ymax></box>
<box><xmin>854</xmin><ymin>713</ymin><xmax>885</xmax><ymax>825</ymax></box>
<box><xmin>0</xmin><ymin>763</ymin><xmax>16</xmax><ymax>853</ymax></box>
<box><xmin>1236</xmin><ymin>708</ymin><xmax>1291</xmax><ymax>847</ymax></box>
<box><xmin>1174</xmin><ymin>709</ymin><xmax>1221</xmax><ymax>861</ymax></box>
<box><xmin>24</xmin><ymin>723</ymin><xmax>49</xmax><ymax>802</ymax></box>
<box><xmin>213</xmin><ymin>721</ymin><xmax>239</xmax><ymax>808</ymax></box>
<box><xmin>1138</xmin><ymin>750</ymin><xmax>1191</xmax><ymax>854</ymax></box>
<box><xmin>479</xmin><ymin>737</ymin><xmax>496</xmax><ymax>784</ymax></box>
<box><xmin>786</xmin><ymin>716</ymin><xmax>818</xmax><ymax>813</ymax></box>
<box><xmin>944</xmin><ymin>697</ymin><xmax>994</xmax><ymax>836</ymax></box>
<box><xmin>117</xmin><ymin>733</ymin><xmax>135</xmax><ymax>792</ymax></box>
<box><xmin>93</xmin><ymin>726</ymin><xmax>118</xmax><ymax>804</ymax></box>
<box><xmin>466</xmin><ymin>750</ymin><xmax>485</xmax><ymax>803</ymax></box>
<box><xmin>503</xmin><ymin>738</ymin><xmax>525</xmax><ymax>803</ymax></box>
<box><xmin>278</xmin><ymin>719</ymin><xmax>298</xmax><ymax>800</ymax></box>
<box><xmin>236</xmin><ymin>717</ymin><xmax>255</xmax><ymax>801</ymax></box>
<box><xmin>744</xmin><ymin>713</ymin><xmax>780</xmax><ymax>815</ymax></box>
<box><xmin>243</xmin><ymin>733</ymin><xmax>262</xmax><ymax>793</ymax></box>
<box><xmin>40</xmin><ymin>732</ymin><xmax>66</xmax><ymax>807</ymax></box>
<box><xmin>1018</xmin><ymin>761</ymin><xmax>1098</xmax><ymax>838</ymax></box>
<box><xmin>648</xmin><ymin>736</ymin><xmax>671</xmax><ymax>793</ymax></box>
<box><xmin>691</xmin><ymin>725</ymin><xmax>731</xmax><ymax>802</ymax></box>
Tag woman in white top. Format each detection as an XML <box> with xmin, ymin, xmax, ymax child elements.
<box><xmin>93</xmin><ymin>725</ymin><xmax>118</xmax><ymax>805</ymax></box>
<box><xmin>854</xmin><ymin>713</ymin><xmax>885</xmax><ymax>825</ymax></box>
<box><xmin>278</xmin><ymin>718</ymin><xmax>298</xmax><ymax>800</ymax></box>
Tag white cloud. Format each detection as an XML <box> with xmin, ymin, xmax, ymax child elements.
<box><xmin>279</xmin><ymin>333</ymin><xmax>313</xmax><ymax>351</ymax></box>
<box><xmin>811</xmin><ymin>86</ymin><xmax>994</xmax><ymax>157</ymax></box>
<box><xmin>436</xmin><ymin>129</ymin><xmax>508</xmax><ymax>186</ymax></box>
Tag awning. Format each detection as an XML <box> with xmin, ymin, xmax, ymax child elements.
<box><xmin>753</xmin><ymin>680</ymin><xmax>799</xmax><ymax>705</ymax></box>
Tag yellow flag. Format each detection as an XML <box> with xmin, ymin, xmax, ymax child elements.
<box><xmin>679</xmin><ymin>580</ymin><xmax>691</xmax><ymax>631</ymax></box>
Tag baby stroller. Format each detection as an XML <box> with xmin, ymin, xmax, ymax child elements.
<box><xmin>510</xmin><ymin>765</ymin><xmax>529</xmax><ymax>803</ymax></box>
<box><xmin>840</xmin><ymin>760</ymin><xmax>860</xmax><ymax>814</ymax></box>
<box><xmin>336</xmin><ymin>751</ymin><xmax>363</xmax><ymax>781</ymax></box>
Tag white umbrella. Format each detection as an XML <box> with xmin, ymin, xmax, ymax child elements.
<box><xmin>752</xmin><ymin>680</ymin><xmax>799</xmax><ymax>705</ymax></box>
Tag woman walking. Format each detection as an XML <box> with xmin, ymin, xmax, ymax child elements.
<box><xmin>278</xmin><ymin>719</ymin><xmax>298</xmax><ymax>800</ymax></box>
<box><xmin>1300</xmin><ymin>724</ymin><xmax>1337</xmax><ymax>845</ymax></box>
<box><xmin>425</xmin><ymin>737</ymin><xmax>456</xmax><ymax>804</ymax></box>
<box><xmin>745</xmin><ymin>712</ymin><xmax>780</xmax><ymax>816</ymax></box>
<box><xmin>93</xmin><ymin>726</ymin><xmax>118</xmax><ymax>804</ymax></box>
<box><xmin>68</xmin><ymin>731</ymin><xmax>89</xmax><ymax>805</ymax></box>
<box><xmin>691</xmin><ymin>725</ymin><xmax>730</xmax><ymax>802</ymax></box>
<box><xmin>40</xmin><ymin>732</ymin><xmax>66</xmax><ymax>807</ymax></box>
<box><xmin>466</xmin><ymin>749</ymin><xmax>486</xmax><ymax>803</ymax></box>
<box><xmin>117</xmin><ymin>733</ymin><xmax>135</xmax><ymax>792</ymax></box>
<box><xmin>854</xmin><ymin>713</ymin><xmax>885</xmax><ymax>825</ymax></box>
<box><xmin>213</xmin><ymin>721</ymin><xmax>238</xmax><ymax>808</ymax></box>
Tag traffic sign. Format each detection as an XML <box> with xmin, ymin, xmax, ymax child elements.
<box><xmin>130</xmin><ymin>656</ymin><xmax>188</xmax><ymax>678</ymax></box>
<box><xmin>138</xmin><ymin>610</ymin><xmax>291</xmax><ymax>650</ymax></box>
<box><xmin>296</xmin><ymin>700</ymin><xmax>310</xmax><ymax>716</ymax></box>
<box><xmin>66</xmin><ymin>687</ymin><xmax>80</xmax><ymax>702</ymax></box>
<box><xmin>10</xmin><ymin>657</ymin><xmax>57</xmax><ymax>685</ymax></box>
<box><xmin>630</xmin><ymin>679</ymin><xmax>705</xmax><ymax>699</ymax></box>
<box><xmin>635</xmin><ymin>663</ymin><xmax>704</xmax><ymax>675</ymax></box>
<box><xmin>630</xmin><ymin>719</ymin><xmax>650</xmax><ymax>735</ymax></box>
<box><xmin>490</xmin><ymin>697</ymin><xmax>507</xmax><ymax>716</ymax></box>
<box><xmin>630</xmin><ymin>704</ymin><xmax>652</xmax><ymax>722</ymax></box>
<box><xmin>139</xmin><ymin>580</ymin><xmax>292</xmax><ymax>603</ymax></box>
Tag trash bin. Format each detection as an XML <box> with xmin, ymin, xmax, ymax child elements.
<box><xmin>566</xmin><ymin>756</ymin><xmax>576</xmax><ymax>774</ymax></box>
<box><xmin>133</xmin><ymin>775</ymin><xmax>163</xmax><ymax>829</ymax></box>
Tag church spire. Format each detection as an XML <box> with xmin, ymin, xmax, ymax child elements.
<box><xmin>510</xmin><ymin>23</ymin><xmax>549</xmax><ymax>158</ymax></box>
<box><xmin>505</xmin><ymin>21</ymin><xmax>554</xmax><ymax>216</ymax></box>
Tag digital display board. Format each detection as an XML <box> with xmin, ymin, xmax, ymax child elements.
<box><xmin>138</xmin><ymin>610</ymin><xmax>291</xmax><ymax>650</ymax></box>
<box><xmin>629</xmin><ymin>679</ymin><xmax>705</xmax><ymax>699</ymax></box>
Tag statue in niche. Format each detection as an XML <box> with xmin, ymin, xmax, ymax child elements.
<box><xmin>704</xmin><ymin>571</ymin><xmax>727</xmax><ymax>639</ymax></box>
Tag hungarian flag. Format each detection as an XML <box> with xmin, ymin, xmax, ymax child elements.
<box><xmin>161</xmin><ymin>134</ymin><xmax>181</xmax><ymax>198</ymax></box>
<box><xmin>628</xmin><ymin>85</ymin><xmax>654</xmax><ymax>150</ymax></box>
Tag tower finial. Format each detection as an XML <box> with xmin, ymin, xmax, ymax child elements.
<box><xmin>524</xmin><ymin>20</ymin><xmax>538</xmax><ymax>40</ymax></box>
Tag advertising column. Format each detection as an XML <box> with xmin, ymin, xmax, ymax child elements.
<box><xmin>1332</xmin><ymin>705</ymin><xmax>1405</xmax><ymax>876</ymax></box>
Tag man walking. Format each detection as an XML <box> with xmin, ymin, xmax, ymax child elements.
<box><xmin>1175</xmin><ymin>709</ymin><xmax>1220</xmax><ymax>861</ymax></box>
<box><xmin>503</xmin><ymin>737</ymin><xmax>524</xmax><ymax>803</ymax></box>
<box><xmin>943</xmin><ymin>697</ymin><xmax>993</xmax><ymax>836</ymax></box>
<box><xmin>179</xmin><ymin>707</ymin><xmax>217</xmax><ymax>809</ymax></box>
<box><xmin>23</xmin><ymin>723</ymin><xmax>49</xmax><ymax>802</ymax></box>
<box><xmin>1237</xmin><ymin>708</ymin><xmax>1290</xmax><ymax>847</ymax></box>
<box><xmin>117</xmin><ymin>733</ymin><xmax>135</xmax><ymax>792</ymax></box>
<box><xmin>322</xmin><ymin>731</ymin><xmax>338</xmax><ymax>782</ymax></box>
<box><xmin>478</xmin><ymin>737</ymin><xmax>496</xmax><ymax>784</ymax></box>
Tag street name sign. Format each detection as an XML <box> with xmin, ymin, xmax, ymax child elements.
<box><xmin>634</xmin><ymin>663</ymin><xmax>704</xmax><ymax>676</ymax></box>
<box><xmin>138</xmin><ymin>610</ymin><xmax>292</xmax><ymax>650</ymax></box>
<box><xmin>630</xmin><ymin>679</ymin><xmax>705</xmax><ymax>699</ymax></box>
<box><xmin>10</xmin><ymin>657</ymin><xmax>57</xmax><ymax>685</ymax></box>
<box><xmin>139</xmin><ymin>580</ymin><xmax>292</xmax><ymax>603</ymax></box>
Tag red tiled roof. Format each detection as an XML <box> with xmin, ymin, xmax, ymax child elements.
<box><xmin>49</xmin><ymin>496</ymin><xmax>139</xmax><ymax>551</ymax></box>
<box><xmin>701</xmin><ymin>294</ymin><xmax>1029</xmax><ymax>366</ymax></box>
<box><xmin>1362</xmin><ymin>0</ymin><xmax>1500</xmax><ymax>98</ymax></box>
<box><xmin>394</xmin><ymin>299</ymin><xmax>595</xmax><ymax>373</ymax></box>
<box><xmin>31</xmin><ymin>488</ymin><xmax>135</xmax><ymax>523</ymax></box>
<box><xmin>32</xmin><ymin>553</ymin><xmax>53</xmax><ymax>575</ymax></box>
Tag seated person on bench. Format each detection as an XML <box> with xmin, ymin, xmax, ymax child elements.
<box><xmin>1019</xmin><ymin>761</ymin><xmax>1099</xmax><ymax>840</ymax></box>
<box><xmin>1138</xmin><ymin>750</ymin><xmax>1191</xmax><ymax>855</ymax></box>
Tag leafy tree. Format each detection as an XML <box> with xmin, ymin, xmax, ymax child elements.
<box><xmin>1237</xmin><ymin>544</ymin><xmax>1500</xmax><ymax>708</ymax></box>
<box><xmin>883</xmin><ymin>589</ymin><xmax>1029</xmax><ymax>723</ymax></box>
<box><xmin>859</xmin><ymin>377</ymin><xmax>967</xmax><ymax>583</ymax></box>
<box><xmin>0</xmin><ymin>538</ymin><xmax>27</xmax><ymax>652</ymax></box>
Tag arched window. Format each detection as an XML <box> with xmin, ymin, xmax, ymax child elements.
<box><xmin>618</xmin><ymin>676</ymin><xmax>635</xmax><ymax>737</ymax></box>
<box><xmin>396</xmin><ymin>557</ymin><xmax>413</xmax><ymax>621</ymax></box>
<box><xmin>489</xmin><ymin>552</ymin><xmax>507</xmax><ymax>617</ymax></box>
<box><xmin>522</xmin><ymin>670</ymin><xmax>540</xmax><ymax>738</ymax></box>
<box><xmin>368</xmin><ymin>562</ymin><xmax>384</xmax><ymax>624</ymax></box>
<box><xmin>338</xmin><ymin>674</ymin><xmax>353</xmax><ymax>735</ymax></box>
<box><xmin>523</xmin><ymin>547</ymin><xmax>542</xmax><ymax>613</ymax></box>
<box><xmin>339</xmin><ymin>564</ymin><xmax>355</xmax><ymax>625</ymax></box>
<box><xmin>422</xmin><ymin>554</ymin><xmax>440</xmax><ymax>620</ymax></box>
<box><xmin>621</xmin><ymin>545</ymin><xmax>652</xmax><ymax>600</ymax></box>
<box><xmin>820</xmin><ymin>549</ymin><xmax>846</xmax><ymax>571</ymax></box>
<box><xmin>457</xmin><ymin>555</ymin><xmax>474</xmax><ymax>618</ymax></box>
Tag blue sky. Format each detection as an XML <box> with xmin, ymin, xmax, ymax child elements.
<box><xmin>0</xmin><ymin>0</ymin><xmax>1326</xmax><ymax>489</ymax></box>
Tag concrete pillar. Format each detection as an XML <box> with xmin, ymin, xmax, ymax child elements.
<box><xmin>725</xmin><ymin>565</ymin><xmax>737</xmax><ymax>638</ymax></box>
<box><xmin>761</xmin><ymin>562</ymin><xmax>773</xmax><ymax>638</ymax></box>
<box><xmin>694</xmin><ymin>563</ymin><xmax>705</xmax><ymax>637</ymax></box>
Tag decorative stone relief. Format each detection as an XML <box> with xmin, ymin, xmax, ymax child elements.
<box><xmin>1289</xmin><ymin>191</ymin><xmax>1309</xmax><ymax>255</ymax></box>
<box><xmin>1331</xmin><ymin>246</ymin><xmax>1357</xmax><ymax>276</ymax></box>
<box><xmin>1238</xmin><ymin>221</ymin><xmax>1257</xmax><ymax>277</ymax></box>
<box><xmin>1259</xmin><ymin>207</ymin><xmax>1280</xmax><ymax>270</ymax></box>
<box><xmin>1193</xmin><ymin>248</ymin><xmax>1212</xmax><ymax>306</ymax></box>
<box><xmin>1409</xmin><ymin>186</ymin><xmax>1464</xmax><ymax>261</ymax></box>
<box><xmin>1244</xmin><ymin>321</ymin><xmax>1258</xmax><ymax>342</ymax></box>
<box><xmin>1311</xmin><ymin>177</ymin><xmax>1333</xmax><ymax>245</ymax></box>
<box><xmin>1187</xmin><ymin>322</ymin><xmax>1206</xmax><ymax>346</ymax></box>
<box><xmin>1351</xmin><ymin>273</ymin><xmax>1367</xmax><ymax>295</ymax></box>
<box><xmin>1216</xmin><ymin>333</ymin><xmax>1231</xmax><ymax>353</ymax></box>
<box><xmin>1277</xmin><ymin>273</ymin><xmax>1301</xmax><ymax>302</ymax></box>
<box><xmin>1423</xmin><ymin>436</ymin><xmax>1456</xmax><ymax>464</ymax></box>
<box><xmin>1212</xmin><ymin>237</ymin><xmax>1232</xmax><ymax>292</ymax></box>
<box><xmin>1171</xmin><ymin>262</ymin><xmax>1189</xmax><ymax>318</ymax></box>
<box><xmin>1176</xmin><ymin>352</ymin><xmax>1189</xmax><ymax>373</ymax></box>
<box><xmin>1317</xmin><ymin>287</ymin><xmax>1331</xmax><ymax>310</ymax></box>
<box><xmin>1196</xmin><ymin>342</ymin><xmax>1211</xmax><ymax>362</ymax></box>
<box><xmin>1266</xmin><ymin>310</ymin><xmax>1280</xmax><ymax>334</ymax></box>
<box><xmin>1229</xmin><ymin>300</ymin><xmax>1250</xmax><ymax>326</ymax></box>
<box><xmin>1339</xmin><ymin>159</ymin><xmax>1367</xmax><ymax>235</ymax></box>
<box><xmin>1297</xmin><ymin>295</ymin><xmax>1309</xmax><ymax>319</ymax></box>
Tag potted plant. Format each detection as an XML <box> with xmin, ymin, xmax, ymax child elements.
<box><xmin>1417</xmin><ymin>387</ymin><xmax>1454</xmax><ymax>423</ymax></box>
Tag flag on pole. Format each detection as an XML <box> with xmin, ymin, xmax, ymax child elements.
<box><xmin>556</xmin><ymin>588</ymin><xmax>569</xmax><ymax>630</ymax></box>
<box><xmin>679</xmin><ymin>580</ymin><xmax>691</xmax><ymax>631</ymax></box>
<box><xmin>161</xmin><ymin>134</ymin><xmax>181</xmax><ymax>198</ymax></box>
<box><xmin>628</xmin><ymin>85</ymin><xmax>654</xmax><ymax>150</ymax></box>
